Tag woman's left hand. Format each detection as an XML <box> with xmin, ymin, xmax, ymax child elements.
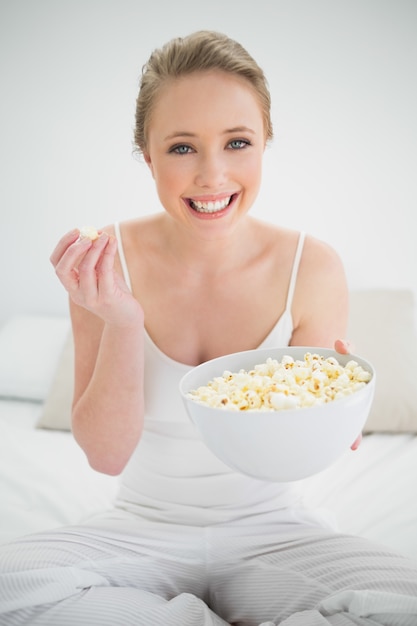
<box><xmin>334</xmin><ymin>339</ymin><xmax>363</xmax><ymax>451</ymax></box>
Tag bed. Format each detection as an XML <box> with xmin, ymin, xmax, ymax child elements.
<box><xmin>1</xmin><ymin>289</ymin><xmax>417</xmax><ymax>561</ymax></box>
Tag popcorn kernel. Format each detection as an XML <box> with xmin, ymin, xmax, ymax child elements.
<box><xmin>187</xmin><ymin>353</ymin><xmax>371</xmax><ymax>412</ymax></box>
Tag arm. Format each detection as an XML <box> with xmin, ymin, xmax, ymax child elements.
<box><xmin>289</xmin><ymin>236</ymin><xmax>361</xmax><ymax>450</ymax></box>
<box><xmin>50</xmin><ymin>228</ymin><xmax>144</xmax><ymax>475</ymax></box>
<box><xmin>289</xmin><ymin>235</ymin><xmax>349</xmax><ymax>350</ymax></box>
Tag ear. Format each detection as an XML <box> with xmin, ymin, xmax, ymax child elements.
<box><xmin>143</xmin><ymin>151</ymin><xmax>155</xmax><ymax>178</ymax></box>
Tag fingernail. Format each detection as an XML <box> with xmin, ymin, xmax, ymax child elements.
<box><xmin>78</xmin><ymin>236</ymin><xmax>93</xmax><ymax>245</ymax></box>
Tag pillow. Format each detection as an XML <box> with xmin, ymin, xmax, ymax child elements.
<box><xmin>36</xmin><ymin>289</ymin><xmax>417</xmax><ymax>432</ymax></box>
<box><xmin>347</xmin><ymin>289</ymin><xmax>417</xmax><ymax>433</ymax></box>
<box><xmin>36</xmin><ymin>331</ymin><xmax>74</xmax><ymax>430</ymax></box>
<box><xmin>0</xmin><ymin>315</ymin><xmax>70</xmax><ymax>401</ymax></box>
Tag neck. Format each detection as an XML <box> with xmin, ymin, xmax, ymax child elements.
<box><xmin>159</xmin><ymin>213</ymin><xmax>256</xmax><ymax>277</ymax></box>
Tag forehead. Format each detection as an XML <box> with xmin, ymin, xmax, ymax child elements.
<box><xmin>148</xmin><ymin>70</ymin><xmax>264</xmax><ymax>137</ymax></box>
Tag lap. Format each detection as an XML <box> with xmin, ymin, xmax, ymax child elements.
<box><xmin>0</xmin><ymin>513</ymin><xmax>206</xmax><ymax>616</ymax></box>
<box><xmin>207</xmin><ymin>524</ymin><xmax>417</xmax><ymax>625</ymax></box>
<box><xmin>2</xmin><ymin>512</ymin><xmax>417</xmax><ymax>625</ymax></box>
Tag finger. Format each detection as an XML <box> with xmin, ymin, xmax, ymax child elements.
<box><xmin>96</xmin><ymin>236</ymin><xmax>118</xmax><ymax>293</ymax></box>
<box><xmin>54</xmin><ymin>237</ymin><xmax>93</xmax><ymax>293</ymax></box>
<box><xmin>350</xmin><ymin>433</ymin><xmax>362</xmax><ymax>450</ymax></box>
<box><xmin>77</xmin><ymin>233</ymin><xmax>110</xmax><ymax>294</ymax></box>
<box><xmin>50</xmin><ymin>229</ymin><xmax>80</xmax><ymax>268</ymax></box>
<box><xmin>334</xmin><ymin>339</ymin><xmax>354</xmax><ymax>355</ymax></box>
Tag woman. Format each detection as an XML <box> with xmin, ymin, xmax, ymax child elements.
<box><xmin>1</xmin><ymin>30</ymin><xmax>417</xmax><ymax>626</ymax></box>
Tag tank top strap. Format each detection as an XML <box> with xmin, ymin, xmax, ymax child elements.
<box><xmin>114</xmin><ymin>222</ymin><xmax>133</xmax><ymax>292</ymax></box>
<box><xmin>285</xmin><ymin>231</ymin><xmax>306</xmax><ymax>312</ymax></box>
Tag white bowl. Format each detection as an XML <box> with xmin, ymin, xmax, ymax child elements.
<box><xmin>179</xmin><ymin>347</ymin><xmax>375</xmax><ymax>482</ymax></box>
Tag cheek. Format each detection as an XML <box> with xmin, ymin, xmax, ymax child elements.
<box><xmin>158</xmin><ymin>169</ymin><xmax>182</xmax><ymax>193</ymax></box>
<box><xmin>152</xmin><ymin>165</ymin><xmax>188</xmax><ymax>209</ymax></box>
<box><xmin>243</xmin><ymin>153</ymin><xmax>263</xmax><ymax>186</ymax></box>
<box><xmin>158</xmin><ymin>160</ymin><xmax>192</xmax><ymax>192</ymax></box>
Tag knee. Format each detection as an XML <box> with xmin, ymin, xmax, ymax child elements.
<box><xmin>169</xmin><ymin>592</ymin><xmax>217</xmax><ymax>620</ymax></box>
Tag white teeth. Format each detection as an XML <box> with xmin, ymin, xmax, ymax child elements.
<box><xmin>190</xmin><ymin>196</ymin><xmax>231</xmax><ymax>213</ymax></box>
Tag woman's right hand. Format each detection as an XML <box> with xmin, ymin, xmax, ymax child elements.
<box><xmin>50</xmin><ymin>228</ymin><xmax>142</xmax><ymax>327</ymax></box>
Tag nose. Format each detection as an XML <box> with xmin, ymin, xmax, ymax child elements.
<box><xmin>194</xmin><ymin>151</ymin><xmax>227</xmax><ymax>188</ymax></box>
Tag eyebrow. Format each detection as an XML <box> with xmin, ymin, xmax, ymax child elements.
<box><xmin>163</xmin><ymin>126</ymin><xmax>256</xmax><ymax>141</ymax></box>
<box><xmin>225</xmin><ymin>126</ymin><xmax>256</xmax><ymax>135</ymax></box>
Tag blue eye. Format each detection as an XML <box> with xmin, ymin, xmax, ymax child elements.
<box><xmin>170</xmin><ymin>144</ymin><xmax>193</xmax><ymax>154</ymax></box>
<box><xmin>228</xmin><ymin>139</ymin><xmax>250</xmax><ymax>150</ymax></box>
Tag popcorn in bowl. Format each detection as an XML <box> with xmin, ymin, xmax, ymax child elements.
<box><xmin>187</xmin><ymin>352</ymin><xmax>372</xmax><ymax>412</ymax></box>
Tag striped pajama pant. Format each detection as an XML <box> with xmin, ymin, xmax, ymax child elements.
<box><xmin>1</xmin><ymin>511</ymin><xmax>417</xmax><ymax>626</ymax></box>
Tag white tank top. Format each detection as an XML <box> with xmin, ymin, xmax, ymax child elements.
<box><xmin>114</xmin><ymin>224</ymin><xmax>309</xmax><ymax>526</ymax></box>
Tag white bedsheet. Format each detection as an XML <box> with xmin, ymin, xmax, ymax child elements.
<box><xmin>301</xmin><ymin>433</ymin><xmax>417</xmax><ymax>559</ymax></box>
<box><xmin>0</xmin><ymin>400</ymin><xmax>119</xmax><ymax>544</ymax></box>
<box><xmin>1</xmin><ymin>399</ymin><xmax>416</xmax><ymax>561</ymax></box>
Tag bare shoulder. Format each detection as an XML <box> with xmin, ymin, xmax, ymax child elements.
<box><xmin>250</xmin><ymin>220</ymin><xmax>345</xmax><ymax>285</ymax></box>
<box><xmin>301</xmin><ymin>233</ymin><xmax>345</xmax><ymax>274</ymax></box>
<box><xmin>248</xmin><ymin>218</ymin><xmax>301</xmax><ymax>258</ymax></box>
<box><xmin>294</xmin><ymin>234</ymin><xmax>347</xmax><ymax>301</ymax></box>
<box><xmin>98</xmin><ymin>214</ymin><xmax>162</xmax><ymax>242</ymax></box>
<box><xmin>292</xmin><ymin>232</ymin><xmax>349</xmax><ymax>347</ymax></box>
<box><xmin>100</xmin><ymin>215</ymin><xmax>162</xmax><ymax>270</ymax></box>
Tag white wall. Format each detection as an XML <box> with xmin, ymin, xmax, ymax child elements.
<box><xmin>1</xmin><ymin>0</ymin><xmax>416</xmax><ymax>324</ymax></box>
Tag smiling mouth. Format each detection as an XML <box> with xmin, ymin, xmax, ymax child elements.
<box><xmin>189</xmin><ymin>195</ymin><xmax>234</xmax><ymax>213</ymax></box>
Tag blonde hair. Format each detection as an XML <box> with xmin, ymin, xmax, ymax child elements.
<box><xmin>134</xmin><ymin>31</ymin><xmax>273</xmax><ymax>154</ymax></box>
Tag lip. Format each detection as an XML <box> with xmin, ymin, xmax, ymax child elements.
<box><xmin>185</xmin><ymin>193</ymin><xmax>238</xmax><ymax>219</ymax></box>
